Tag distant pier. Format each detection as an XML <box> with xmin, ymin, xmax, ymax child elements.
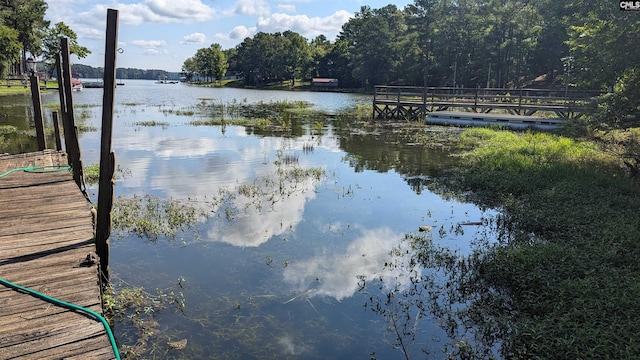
<box><xmin>373</xmin><ymin>85</ymin><xmax>600</xmax><ymax>121</ymax></box>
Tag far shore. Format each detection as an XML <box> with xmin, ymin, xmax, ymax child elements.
<box><xmin>1</xmin><ymin>78</ymin><xmax>369</xmax><ymax>97</ymax></box>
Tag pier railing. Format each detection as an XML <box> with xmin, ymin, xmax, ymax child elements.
<box><xmin>373</xmin><ymin>85</ymin><xmax>602</xmax><ymax>120</ymax></box>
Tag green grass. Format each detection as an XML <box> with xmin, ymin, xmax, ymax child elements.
<box><xmin>360</xmin><ymin>127</ymin><xmax>640</xmax><ymax>358</ymax></box>
<box><xmin>436</xmin><ymin>128</ymin><xmax>640</xmax><ymax>358</ymax></box>
<box><xmin>84</xmin><ymin>163</ymin><xmax>130</xmax><ymax>186</ymax></box>
<box><xmin>0</xmin><ymin>83</ymin><xmax>30</xmax><ymax>95</ymax></box>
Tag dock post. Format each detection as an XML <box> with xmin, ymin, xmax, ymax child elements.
<box><xmin>518</xmin><ymin>88</ymin><xmax>523</xmax><ymax>115</ymax></box>
<box><xmin>59</xmin><ymin>40</ymin><xmax>85</xmax><ymax>190</ymax></box>
<box><xmin>29</xmin><ymin>75</ymin><xmax>46</xmax><ymax>150</ymax></box>
<box><xmin>96</xmin><ymin>8</ymin><xmax>119</xmax><ymax>281</ymax></box>
<box><xmin>51</xmin><ymin>111</ymin><xmax>62</xmax><ymax>151</ymax></box>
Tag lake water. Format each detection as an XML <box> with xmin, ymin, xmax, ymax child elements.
<box><xmin>2</xmin><ymin>80</ymin><xmax>496</xmax><ymax>359</ymax></box>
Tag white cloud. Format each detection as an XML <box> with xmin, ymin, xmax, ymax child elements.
<box><xmin>277</xmin><ymin>4</ymin><xmax>296</xmax><ymax>13</ymax></box>
<box><xmin>80</xmin><ymin>0</ymin><xmax>215</xmax><ymax>26</ymax></box>
<box><xmin>215</xmin><ymin>10</ymin><xmax>352</xmax><ymax>44</ymax></box>
<box><xmin>132</xmin><ymin>40</ymin><xmax>167</xmax><ymax>48</ymax></box>
<box><xmin>145</xmin><ymin>0</ymin><xmax>216</xmax><ymax>22</ymax></box>
<box><xmin>78</xmin><ymin>27</ymin><xmax>105</xmax><ymax>41</ymax></box>
<box><xmin>143</xmin><ymin>48</ymin><xmax>160</xmax><ymax>55</ymax></box>
<box><xmin>283</xmin><ymin>228</ymin><xmax>418</xmax><ymax>301</ymax></box>
<box><xmin>217</xmin><ymin>25</ymin><xmax>257</xmax><ymax>41</ymax></box>
<box><xmin>256</xmin><ymin>10</ymin><xmax>352</xmax><ymax>39</ymax></box>
<box><xmin>182</xmin><ymin>32</ymin><xmax>207</xmax><ymax>44</ymax></box>
<box><xmin>232</xmin><ymin>0</ymin><xmax>271</xmax><ymax>17</ymax></box>
<box><xmin>206</xmin><ymin>178</ymin><xmax>318</xmax><ymax>247</ymax></box>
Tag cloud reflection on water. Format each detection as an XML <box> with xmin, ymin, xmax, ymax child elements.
<box><xmin>206</xmin><ymin>176</ymin><xmax>319</xmax><ymax>247</ymax></box>
<box><xmin>283</xmin><ymin>228</ymin><xmax>419</xmax><ymax>301</ymax></box>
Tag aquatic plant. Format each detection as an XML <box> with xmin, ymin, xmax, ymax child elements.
<box><xmin>408</xmin><ymin>128</ymin><xmax>640</xmax><ymax>358</ymax></box>
<box><xmin>112</xmin><ymin>195</ymin><xmax>209</xmax><ymax>241</ymax></box>
<box><xmin>133</xmin><ymin>120</ymin><xmax>170</xmax><ymax>128</ymax></box>
<box><xmin>103</xmin><ymin>276</ymin><xmax>186</xmax><ymax>358</ymax></box>
<box><xmin>160</xmin><ymin>107</ymin><xmax>195</xmax><ymax>116</ymax></box>
<box><xmin>83</xmin><ymin>163</ymin><xmax>130</xmax><ymax>186</ymax></box>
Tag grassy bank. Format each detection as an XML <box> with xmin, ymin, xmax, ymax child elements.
<box><xmin>437</xmin><ymin>128</ymin><xmax>640</xmax><ymax>358</ymax></box>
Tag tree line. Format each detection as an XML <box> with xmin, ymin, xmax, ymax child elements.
<box><xmin>70</xmin><ymin>64</ymin><xmax>179</xmax><ymax>81</ymax></box>
<box><xmin>183</xmin><ymin>0</ymin><xmax>639</xmax><ymax>122</ymax></box>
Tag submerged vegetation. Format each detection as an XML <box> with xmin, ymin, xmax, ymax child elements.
<box><xmin>83</xmin><ymin>163</ymin><xmax>130</xmax><ymax>185</ymax></box>
<box><xmin>371</xmin><ymin>128</ymin><xmax>640</xmax><ymax>358</ymax></box>
<box><xmin>103</xmin><ymin>276</ymin><xmax>186</xmax><ymax>358</ymax></box>
<box><xmin>111</xmin><ymin>146</ymin><xmax>326</xmax><ymax>243</ymax></box>
<box><xmin>133</xmin><ymin>120</ymin><xmax>170</xmax><ymax>128</ymax></box>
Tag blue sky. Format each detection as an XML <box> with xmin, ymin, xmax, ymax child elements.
<box><xmin>45</xmin><ymin>0</ymin><xmax>413</xmax><ymax>72</ymax></box>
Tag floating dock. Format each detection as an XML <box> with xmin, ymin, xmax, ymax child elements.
<box><xmin>0</xmin><ymin>151</ymin><xmax>115</xmax><ymax>359</ymax></box>
<box><xmin>426</xmin><ymin>111</ymin><xmax>564</xmax><ymax>130</ymax></box>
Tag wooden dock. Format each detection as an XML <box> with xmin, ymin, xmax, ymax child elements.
<box><xmin>0</xmin><ymin>150</ymin><xmax>115</xmax><ymax>359</ymax></box>
<box><xmin>373</xmin><ymin>85</ymin><xmax>601</xmax><ymax>121</ymax></box>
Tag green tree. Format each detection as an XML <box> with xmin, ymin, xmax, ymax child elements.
<box><xmin>0</xmin><ymin>0</ymin><xmax>49</xmax><ymax>73</ymax></box>
<box><xmin>338</xmin><ymin>5</ymin><xmax>408</xmax><ymax>88</ymax></box>
<box><xmin>181</xmin><ymin>56</ymin><xmax>197</xmax><ymax>81</ymax></box>
<box><xmin>193</xmin><ymin>44</ymin><xmax>228</xmax><ymax>83</ymax></box>
<box><xmin>0</xmin><ymin>24</ymin><xmax>20</xmax><ymax>76</ymax></box>
<box><xmin>282</xmin><ymin>30</ymin><xmax>310</xmax><ymax>85</ymax></box>
<box><xmin>236</xmin><ymin>32</ymin><xmax>280</xmax><ymax>86</ymax></box>
<box><xmin>209</xmin><ymin>43</ymin><xmax>228</xmax><ymax>83</ymax></box>
<box><xmin>307</xmin><ymin>35</ymin><xmax>332</xmax><ymax>79</ymax></box>
<box><xmin>566</xmin><ymin>3</ymin><xmax>640</xmax><ymax>126</ymax></box>
<box><xmin>41</xmin><ymin>22</ymin><xmax>90</xmax><ymax>77</ymax></box>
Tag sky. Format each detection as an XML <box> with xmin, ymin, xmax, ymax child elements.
<box><xmin>44</xmin><ymin>0</ymin><xmax>413</xmax><ymax>72</ymax></box>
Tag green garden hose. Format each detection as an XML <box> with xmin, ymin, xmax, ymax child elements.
<box><xmin>0</xmin><ymin>277</ymin><xmax>121</xmax><ymax>360</ymax></box>
<box><xmin>0</xmin><ymin>165</ymin><xmax>71</xmax><ymax>178</ymax></box>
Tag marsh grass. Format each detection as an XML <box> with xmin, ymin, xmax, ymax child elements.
<box><xmin>0</xmin><ymin>125</ymin><xmax>19</xmax><ymax>135</ymax></box>
<box><xmin>83</xmin><ymin>163</ymin><xmax>130</xmax><ymax>185</ymax></box>
<box><xmin>190</xmin><ymin>99</ymin><xmax>326</xmax><ymax>134</ymax></box>
<box><xmin>134</xmin><ymin>120</ymin><xmax>170</xmax><ymax>128</ymax></box>
<box><xmin>335</xmin><ymin>104</ymin><xmax>372</xmax><ymax>123</ymax></box>
<box><xmin>42</xmin><ymin>103</ymin><xmax>98</xmax><ymax>132</ymax></box>
<box><xmin>112</xmin><ymin>195</ymin><xmax>208</xmax><ymax>241</ymax></box>
<box><xmin>413</xmin><ymin>128</ymin><xmax>640</xmax><ymax>358</ymax></box>
<box><xmin>103</xmin><ymin>276</ymin><xmax>186</xmax><ymax>358</ymax></box>
<box><xmin>160</xmin><ymin>107</ymin><xmax>195</xmax><ymax>116</ymax></box>
<box><xmin>0</xmin><ymin>125</ymin><xmax>38</xmax><ymax>153</ymax></box>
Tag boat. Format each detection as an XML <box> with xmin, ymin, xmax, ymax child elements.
<box><xmin>71</xmin><ymin>77</ymin><xmax>83</xmax><ymax>91</ymax></box>
<box><xmin>83</xmin><ymin>80</ymin><xmax>104</xmax><ymax>88</ymax></box>
<box><xmin>425</xmin><ymin>111</ymin><xmax>563</xmax><ymax>130</ymax></box>
<box><xmin>155</xmin><ymin>76</ymin><xmax>179</xmax><ymax>84</ymax></box>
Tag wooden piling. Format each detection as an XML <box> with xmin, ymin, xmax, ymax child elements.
<box><xmin>29</xmin><ymin>75</ymin><xmax>46</xmax><ymax>150</ymax></box>
<box><xmin>52</xmin><ymin>111</ymin><xmax>62</xmax><ymax>151</ymax></box>
<box><xmin>59</xmin><ymin>39</ymin><xmax>85</xmax><ymax>191</ymax></box>
<box><xmin>96</xmin><ymin>9</ymin><xmax>119</xmax><ymax>280</ymax></box>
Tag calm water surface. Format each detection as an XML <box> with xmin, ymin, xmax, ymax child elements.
<box><xmin>4</xmin><ymin>80</ymin><xmax>495</xmax><ymax>358</ymax></box>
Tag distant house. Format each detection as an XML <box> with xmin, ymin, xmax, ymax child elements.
<box><xmin>312</xmin><ymin>78</ymin><xmax>339</xmax><ymax>88</ymax></box>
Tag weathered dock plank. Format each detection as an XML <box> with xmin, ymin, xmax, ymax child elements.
<box><xmin>0</xmin><ymin>150</ymin><xmax>115</xmax><ymax>359</ymax></box>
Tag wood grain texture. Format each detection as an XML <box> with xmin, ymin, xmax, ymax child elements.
<box><xmin>0</xmin><ymin>150</ymin><xmax>115</xmax><ymax>359</ymax></box>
